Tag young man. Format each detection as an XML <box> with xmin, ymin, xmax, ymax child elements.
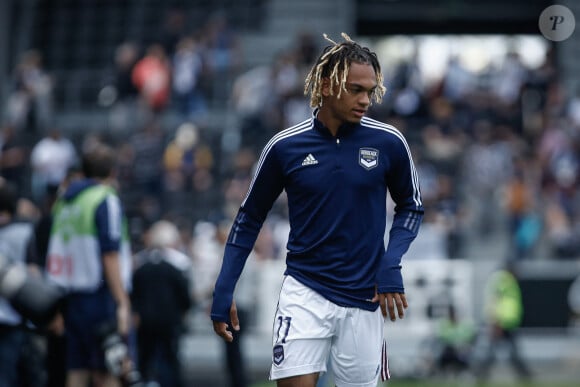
<box><xmin>211</xmin><ymin>33</ymin><xmax>424</xmax><ymax>387</ymax></box>
<box><xmin>46</xmin><ymin>143</ymin><xmax>133</xmax><ymax>387</ymax></box>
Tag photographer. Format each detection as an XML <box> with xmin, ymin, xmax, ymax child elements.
<box><xmin>0</xmin><ymin>180</ymin><xmax>38</xmax><ymax>386</ymax></box>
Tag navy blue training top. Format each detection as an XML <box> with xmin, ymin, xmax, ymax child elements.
<box><xmin>211</xmin><ymin>111</ymin><xmax>424</xmax><ymax>322</ymax></box>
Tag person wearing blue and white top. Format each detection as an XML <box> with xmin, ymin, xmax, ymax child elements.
<box><xmin>211</xmin><ymin>33</ymin><xmax>424</xmax><ymax>387</ymax></box>
<box><xmin>46</xmin><ymin>143</ymin><xmax>133</xmax><ymax>387</ymax></box>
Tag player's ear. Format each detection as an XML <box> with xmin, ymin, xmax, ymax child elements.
<box><xmin>321</xmin><ymin>78</ymin><xmax>331</xmax><ymax>97</ymax></box>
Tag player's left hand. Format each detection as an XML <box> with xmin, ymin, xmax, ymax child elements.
<box><xmin>373</xmin><ymin>291</ymin><xmax>408</xmax><ymax>321</ymax></box>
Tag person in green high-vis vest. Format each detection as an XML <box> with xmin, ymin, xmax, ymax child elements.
<box><xmin>475</xmin><ymin>261</ymin><xmax>532</xmax><ymax>382</ymax></box>
<box><xmin>46</xmin><ymin>143</ymin><xmax>134</xmax><ymax>387</ymax></box>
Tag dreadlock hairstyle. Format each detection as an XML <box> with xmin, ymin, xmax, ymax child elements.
<box><xmin>304</xmin><ymin>32</ymin><xmax>386</xmax><ymax>108</ymax></box>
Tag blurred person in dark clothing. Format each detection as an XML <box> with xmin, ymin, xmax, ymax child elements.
<box><xmin>28</xmin><ymin>184</ymin><xmax>66</xmax><ymax>387</ymax></box>
<box><xmin>127</xmin><ymin>120</ymin><xmax>166</xmax><ymax>201</ymax></box>
<box><xmin>27</xmin><ymin>167</ymin><xmax>83</xmax><ymax>387</ymax></box>
<box><xmin>103</xmin><ymin>42</ymin><xmax>141</xmax><ymax>134</ymax></box>
<box><xmin>131</xmin><ymin>220</ymin><xmax>193</xmax><ymax>387</ymax></box>
<box><xmin>0</xmin><ymin>125</ymin><xmax>29</xmax><ymax>195</ymax></box>
<box><xmin>111</xmin><ymin>42</ymin><xmax>140</xmax><ymax>103</ymax></box>
<box><xmin>0</xmin><ymin>179</ymin><xmax>37</xmax><ymax>387</ymax></box>
<box><xmin>172</xmin><ymin>36</ymin><xmax>207</xmax><ymax>121</ymax></box>
<box><xmin>5</xmin><ymin>50</ymin><xmax>53</xmax><ymax>134</ymax></box>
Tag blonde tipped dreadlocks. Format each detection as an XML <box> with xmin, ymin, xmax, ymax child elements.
<box><xmin>304</xmin><ymin>32</ymin><xmax>386</xmax><ymax>108</ymax></box>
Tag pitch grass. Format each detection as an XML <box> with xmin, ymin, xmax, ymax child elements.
<box><xmin>250</xmin><ymin>382</ymin><xmax>578</xmax><ymax>387</ymax></box>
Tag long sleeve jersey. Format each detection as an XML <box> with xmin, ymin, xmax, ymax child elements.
<box><xmin>211</xmin><ymin>111</ymin><xmax>424</xmax><ymax>322</ymax></box>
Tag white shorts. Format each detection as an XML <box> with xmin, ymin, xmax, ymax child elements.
<box><xmin>269</xmin><ymin>275</ymin><xmax>389</xmax><ymax>387</ymax></box>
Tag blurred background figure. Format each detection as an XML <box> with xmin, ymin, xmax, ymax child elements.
<box><xmin>0</xmin><ymin>179</ymin><xmax>37</xmax><ymax>387</ymax></box>
<box><xmin>0</xmin><ymin>124</ymin><xmax>29</xmax><ymax>195</ymax></box>
<box><xmin>4</xmin><ymin>50</ymin><xmax>53</xmax><ymax>135</ymax></box>
<box><xmin>474</xmin><ymin>262</ymin><xmax>532</xmax><ymax>382</ymax></box>
<box><xmin>29</xmin><ymin>128</ymin><xmax>77</xmax><ymax>205</ymax></box>
<box><xmin>27</xmin><ymin>166</ymin><xmax>83</xmax><ymax>387</ymax></box>
<box><xmin>131</xmin><ymin>44</ymin><xmax>172</xmax><ymax>116</ymax></box>
<box><xmin>101</xmin><ymin>41</ymin><xmax>141</xmax><ymax>134</ymax></box>
<box><xmin>433</xmin><ymin>305</ymin><xmax>476</xmax><ymax>378</ymax></box>
<box><xmin>131</xmin><ymin>220</ymin><xmax>193</xmax><ymax>387</ymax></box>
<box><xmin>45</xmin><ymin>143</ymin><xmax>133</xmax><ymax>387</ymax></box>
<box><xmin>171</xmin><ymin>36</ymin><xmax>207</xmax><ymax>122</ymax></box>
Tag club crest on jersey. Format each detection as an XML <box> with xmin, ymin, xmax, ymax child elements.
<box><xmin>359</xmin><ymin>147</ymin><xmax>379</xmax><ymax>170</ymax></box>
<box><xmin>273</xmin><ymin>344</ymin><xmax>285</xmax><ymax>365</ymax></box>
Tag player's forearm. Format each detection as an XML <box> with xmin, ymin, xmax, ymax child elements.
<box><xmin>211</xmin><ymin>243</ymin><xmax>252</xmax><ymax>322</ymax></box>
<box><xmin>377</xmin><ymin>209</ymin><xmax>423</xmax><ymax>293</ymax></box>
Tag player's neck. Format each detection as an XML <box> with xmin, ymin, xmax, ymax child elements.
<box><xmin>316</xmin><ymin>108</ymin><xmax>341</xmax><ymax>137</ymax></box>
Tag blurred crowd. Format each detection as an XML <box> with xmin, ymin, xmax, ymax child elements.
<box><xmin>2</xmin><ymin>25</ymin><xmax>579</xmax><ymax>266</ymax></box>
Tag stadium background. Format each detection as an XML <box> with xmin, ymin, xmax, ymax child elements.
<box><xmin>1</xmin><ymin>0</ymin><xmax>580</xmax><ymax>386</ymax></box>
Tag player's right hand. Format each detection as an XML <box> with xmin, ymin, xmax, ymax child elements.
<box><xmin>212</xmin><ymin>300</ymin><xmax>240</xmax><ymax>342</ymax></box>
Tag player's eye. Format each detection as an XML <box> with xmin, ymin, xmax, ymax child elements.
<box><xmin>347</xmin><ymin>87</ymin><xmax>374</xmax><ymax>97</ymax></box>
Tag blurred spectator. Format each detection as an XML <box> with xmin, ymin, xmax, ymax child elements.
<box><xmin>491</xmin><ymin>51</ymin><xmax>529</xmax><ymax>107</ymax></box>
<box><xmin>441</xmin><ymin>56</ymin><xmax>476</xmax><ymax>103</ymax></box>
<box><xmin>461</xmin><ymin>120</ymin><xmax>513</xmax><ymax>237</ymax></box>
<box><xmin>201</xmin><ymin>12</ymin><xmax>242</xmax><ymax>103</ymax></box>
<box><xmin>230</xmin><ymin>64</ymin><xmax>277</xmax><ymax>149</ymax></box>
<box><xmin>132</xmin><ymin>44</ymin><xmax>172</xmax><ymax>114</ymax></box>
<box><xmin>132</xmin><ymin>220</ymin><xmax>193</xmax><ymax>387</ymax></box>
<box><xmin>29</xmin><ymin>128</ymin><xmax>77</xmax><ymax>205</ymax></box>
<box><xmin>163</xmin><ymin>122</ymin><xmax>206</xmax><ymax>193</ymax></box>
<box><xmin>172</xmin><ymin>36</ymin><xmax>207</xmax><ymax>121</ymax></box>
<box><xmin>162</xmin><ymin>121</ymin><xmax>217</xmax><ymax>222</ymax></box>
<box><xmin>434</xmin><ymin>174</ymin><xmax>466</xmax><ymax>259</ymax></box>
<box><xmin>0</xmin><ymin>124</ymin><xmax>29</xmax><ymax>195</ymax></box>
<box><xmin>502</xmin><ymin>159</ymin><xmax>542</xmax><ymax>260</ymax></box>
<box><xmin>271</xmin><ymin>50</ymin><xmax>310</xmax><ymax>129</ymax></box>
<box><xmin>159</xmin><ymin>7</ymin><xmax>187</xmax><ymax>58</ymax></box>
<box><xmin>127</xmin><ymin>120</ymin><xmax>166</xmax><ymax>201</ymax></box>
<box><xmin>220</xmin><ymin>148</ymin><xmax>255</xmax><ymax>219</ymax></box>
<box><xmin>566</xmin><ymin>85</ymin><xmax>580</xmax><ymax>128</ymax></box>
<box><xmin>103</xmin><ymin>42</ymin><xmax>141</xmax><ymax>134</ymax></box>
<box><xmin>111</xmin><ymin>42</ymin><xmax>140</xmax><ymax>103</ymax></box>
<box><xmin>5</xmin><ymin>50</ymin><xmax>53</xmax><ymax>134</ymax></box>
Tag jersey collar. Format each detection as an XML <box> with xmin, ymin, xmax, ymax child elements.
<box><xmin>312</xmin><ymin>108</ymin><xmax>357</xmax><ymax>137</ymax></box>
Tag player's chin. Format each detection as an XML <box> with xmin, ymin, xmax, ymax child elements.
<box><xmin>350</xmin><ymin>110</ymin><xmax>366</xmax><ymax>122</ymax></box>
<box><xmin>347</xmin><ymin>115</ymin><xmax>364</xmax><ymax>124</ymax></box>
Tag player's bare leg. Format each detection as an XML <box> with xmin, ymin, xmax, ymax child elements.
<box><xmin>277</xmin><ymin>372</ymin><xmax>319</xmax><ymax>387</ymax></box>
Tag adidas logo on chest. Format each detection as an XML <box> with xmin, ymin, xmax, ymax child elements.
<box><xmin>301</xmin><ymin>153</ymin><xmax>318</xmax><ymax>166</ymax></box>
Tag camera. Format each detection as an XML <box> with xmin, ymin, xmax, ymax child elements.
<box><xmin>97</xmin><ymin>322</ymin><xmax>144</xmax><ymax>387</ymax></box>
<box><xmin>0</xmin><ymin>253</ymin><xmax>63</xmax><ymax>326</ymax></box>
